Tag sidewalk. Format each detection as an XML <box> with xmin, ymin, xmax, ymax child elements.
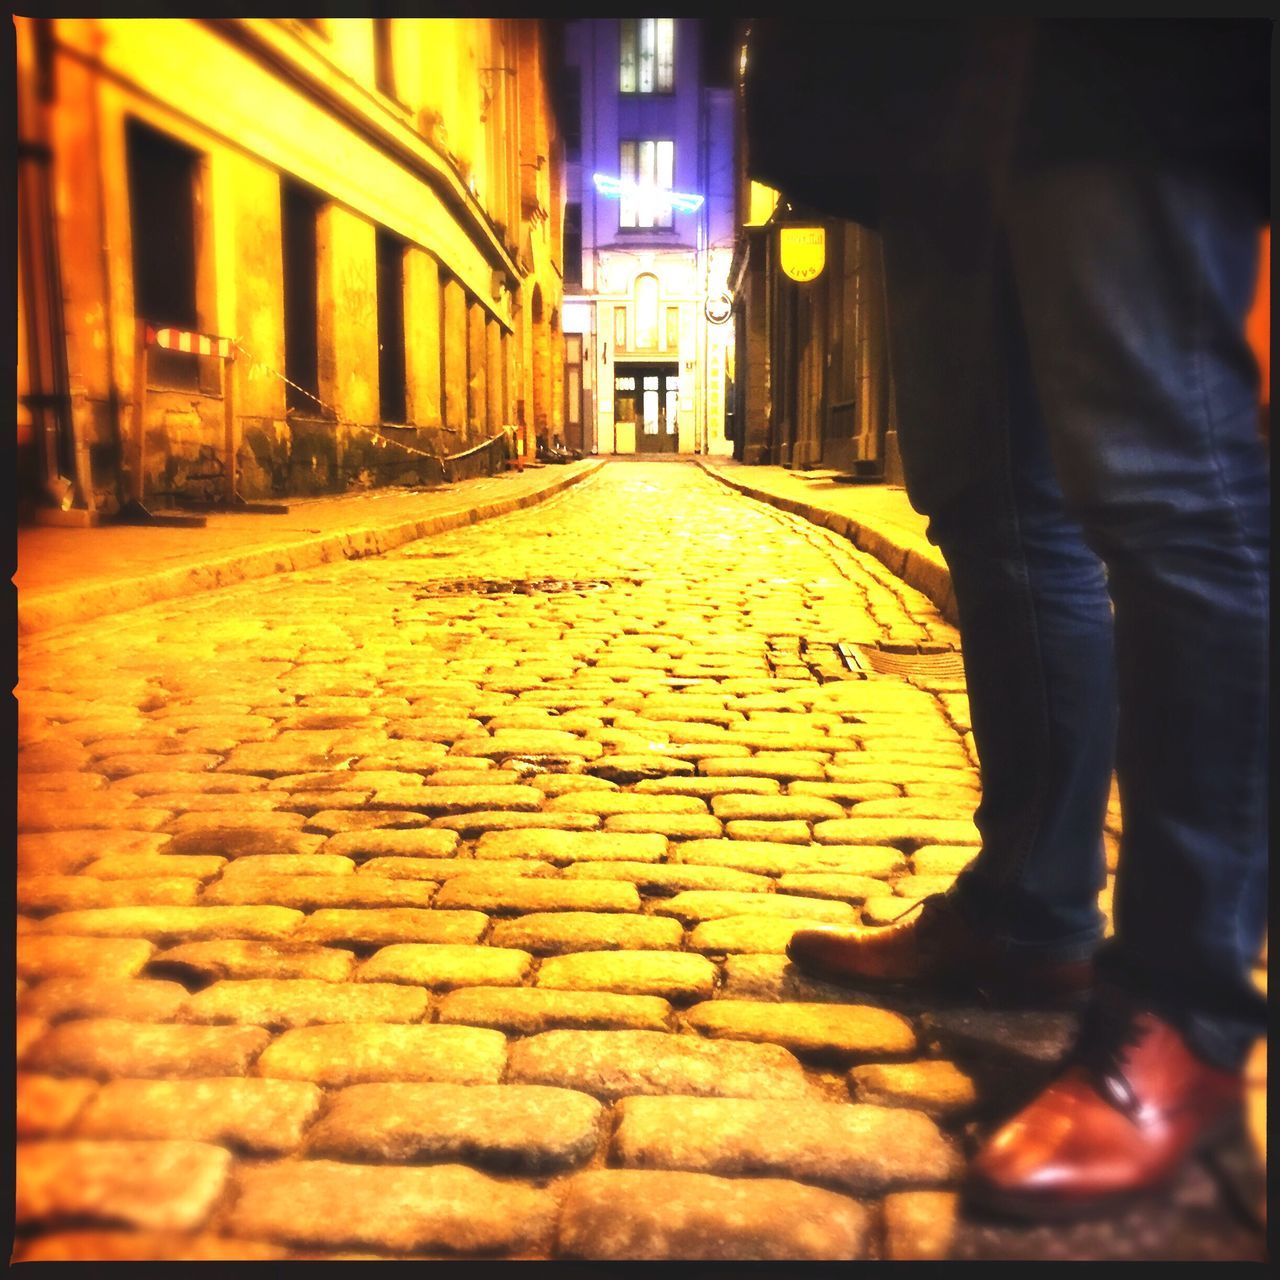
<box><xmin>16</xmin><ymin>460</ymin><xmax>603</xmax><ymax>636</ymax></box>
<box><xmin>697</xmin><ymin>459</ymin><xmax>954</xmax><ymax>626</ymax></box>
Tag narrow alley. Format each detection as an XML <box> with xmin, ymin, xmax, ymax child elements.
<box><xmin>15</xmin><ymin>463</ymin><xmax>1264</xmax><ymax>1262</ymax></box>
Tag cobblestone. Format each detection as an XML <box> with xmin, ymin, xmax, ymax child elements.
<box><xmin>16</xmin><ymin>462</ymin><xmax>1260</xmax><ymax>1262</ymax></box>
<box><xmin>612</xmin><ymin>1096</ymin><xmax>959</xmax><ymax>1192</ymax></box>
<box><xmin>306</xmin><ymin>1082</ymin><xmax>603</xmax><ymax>1172</ymax></box>
<box><xmin>75</xmin><ymin>1078</ymin><xmax>322</xmax><ymax>1152</ymax></box>
<box><xmin>16</xmin><ymin>1139</ymin><xmax>233</xmax><ymax>1232</ymax></box>
<box><xmin>557</xmin><ymin>1169</ymin><xmax>870</xmax><ymax>1260</ymax></box>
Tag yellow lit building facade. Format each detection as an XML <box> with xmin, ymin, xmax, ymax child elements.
<box><xmin>16</xmin><ymin>17</ymin><xmax>567</xmax><ymax>514</ymax></box>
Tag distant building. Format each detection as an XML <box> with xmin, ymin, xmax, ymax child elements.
<box><xmin>16</xmin><ymin>17</ymin><xmax>567</xmax><ymax>517</ymax></box>
<box><xmin>560</xmin><ymin>19</ymin><xmax>736</xmax><ymax>456</ymax></box>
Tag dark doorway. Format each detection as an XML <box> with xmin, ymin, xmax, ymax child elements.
<box><xmin>376</xmin><ymin>228</ymin><xmax>407</xmax><ymax>424</ymax></box>
<box><xmin>617</xmin><ymin>362</ymin><xmax>679</xmax><ymax>453</ymax></box>
<box><xmin>281</xmin><ymin>179</ymin><xmax>322</xmax><ymax>415</ymax></box>
<box><xmin>125</xmin><ymin>118</ymin><xmax>201</xmax><ymax>389</ymax></box>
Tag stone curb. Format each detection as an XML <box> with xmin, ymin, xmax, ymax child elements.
<box><xmin>695</xmin><ymin>460</ymin><xmax>957</xmax><ymax>626</ymax></box>
<box><xmin>19</xmin><ymin>461</ymin><xmax>606</xmax><ymax>637</ymax></box>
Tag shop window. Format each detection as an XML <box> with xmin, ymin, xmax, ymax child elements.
<box><xmin>620</xmin><ymin>19</ymin><xmax>674</xmax><ymax>94</ymax></box>
<box><xmin>619</xmin><ymin>139</ymin><xmax>674</xmax><ymax>230</ymax></box>
<box><xmin>376</xmin><ymin>228</ymin><xmax>407</xmax><ymax>424</ymax></box>
<box><xmin>126</xmin><ymin>119</ymin><xmax>202</xmax><ymax>389</ymax></box>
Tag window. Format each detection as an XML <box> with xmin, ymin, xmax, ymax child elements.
<box><xmin>635</xmin><ymin>274</ymin><xmax>659</xmax><ymax>350</ymax></box>
<box><xmin>665</xmin><ymin>305</ymin><xmax>680</xmax><ymax>351</ymax></box>
<box><xmin>564</xmin><ymin>202</ymin><xmax>582</xmax><ymax>288</ymax></box>
<box><xmin>126</xmin><ymin>119</ymin><xmax>202</xmax><ymax>389</ymax></box>
<box><xmin>620</xmin><ymin>19</ymin><xmax>674</xmax><ymax>94</ymax></box>
<box><xmin>281</xmin><ymin>179</ymin><xmax>324</xmax><ymax>415</ymax></box>
<box><xmin>375</xmin><ymin>229</ymin><xmax>407</xmax><ymax>424</ymax></box>
<box><xmin>619</xmin><ymin>139</ymin><xmax>674</xmax><ymax>229</ymax></box>
<box><xmin>560</xmin><ymin>68</ymin><xmax>582</xmax><ymax>160</ymax></box>
<box><xmin>614</xmin><ymin>306</ymin><xmax>627</xmax><ymax>351</ymax></box>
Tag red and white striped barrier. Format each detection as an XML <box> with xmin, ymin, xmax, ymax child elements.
<box><xmin>145</xmin><ymin>324</ymin><xmax>234</xmax><ymax>360</ymax></box>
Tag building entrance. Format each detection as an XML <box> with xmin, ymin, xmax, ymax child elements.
<box><xmin>615</xmin><ymin>363</ymin><xmax>679</xmax><ymax>454</ymax></box>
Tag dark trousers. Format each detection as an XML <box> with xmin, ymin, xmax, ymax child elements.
<box><xmin>878</xmin><ymin>163</ymin><xmax>1268</xmax><ymax>1070</ymax></box>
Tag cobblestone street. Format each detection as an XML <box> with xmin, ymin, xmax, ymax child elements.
<box><xmin>14</xmin><ymin>462</ymin><xmax>1265</xmax><ymax>1261</ymax></box>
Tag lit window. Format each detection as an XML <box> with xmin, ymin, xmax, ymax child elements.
<box><xmin>614</xmin><ymin>306</ymin><xmax>627</xmax><ymax>350</ymax></box>
<box><xmin>620</xmin><ymin>19</ymin><xmax>674</xmax><ymax>94</ymax></box>
<box><xmin>619</xmin><ymin>139</ymin><xmax>674</xmax><ymax>229</ymax></box>
<box><xmin>665</xmin><ymin>306</ymin><xmax>680</xmax><ymax>351</ymax></box>
<box><xmin>635</xmin><ymin>274</ymin><xmax>659</xmax><ymax>349</ymax></box>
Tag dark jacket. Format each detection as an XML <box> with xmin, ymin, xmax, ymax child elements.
<box><xmin>745</xmin><ymin>19</ymin><xmax>1270</xmax><ymax>227</ymax></box>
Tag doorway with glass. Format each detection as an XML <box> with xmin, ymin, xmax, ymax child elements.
<box><xmin>614</xmin><ymin>363</ymin><xmax>679</xmax><ymax>454</ymax></box>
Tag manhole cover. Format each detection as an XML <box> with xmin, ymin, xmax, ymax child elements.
<box><xmin>414</xmin><ymin>577</ymin><xmax>630</xmax><ymax>598</ymax></box>
<box><xmin>841</xmin><ymin>644</ymin><xmax>967</xmax><ymax>679</ymax></box>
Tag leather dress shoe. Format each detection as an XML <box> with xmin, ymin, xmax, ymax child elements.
<box><xmin>786</xmin><ymin>893</ymin><xmax>1093</xmax><ymax>1007</ymax></box>
<box><xmin>965</xmin><ymin>995</ymin><xmax>1245</xmax><ymax>1220</ymax></box>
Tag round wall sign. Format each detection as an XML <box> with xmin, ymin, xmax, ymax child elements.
<box><xmin>705</xmin><ymin>292</ymin><xmax>733</xmax><ymax>325</ymax></box>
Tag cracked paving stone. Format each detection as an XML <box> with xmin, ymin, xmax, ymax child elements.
<box><xmin>507</xmin><ymin>1029</ymin><xmax>817</xmax><ymax>1100</ymax></box>
<box><xmin>433</xmin><ymin>876</ymin><xmax>640</xmax><ymax>914</ymax></box>
<box><xmin>653</xmin><ymin>890</ymin><xmax>855</xmax><ymax>925</ymax></box>
<box><xmin>699</xmin><ymin>755</ymin><xmax>828</xmax><ymax>782</ymax></box>
<box><xmin>321</xmin><ymin>828</ymin><xmax>461</xmax><ymax>859</ymax></box>
<box><xmin>201</xmin><ymin>875</ymin><xmax>439</xmax><ymax>910</ymax></box>
<box><xmin>181</xmin><ymin>978</ymin><xmax>430</xmax><ymax>1026</ymax></box>
<box><xmin>438</xmin><ymin>987</ymin><xmax>673</xmax><ymax>1034</ymax></box>
<box><xmin>538</xmin><ymin>951</ymin><xmax>715</xmax><ymax>1001</ymax></box>
<box><xmin>561</xmin><ymin>860</ymin><xmax>771</xmax><ymax>895</ymax></box>
<box><xmin>17</xmin><ymin>936</ymin><xmax>156</xmax><ymax>980</ymax></box>
<box><xmin>430</xmin><ymin>810</ymin><xmax>602</xmax><ymax>835</ymax></box>
<box><xmin>488</xmin><ymin>905</ymin><xmax>686</xmax><ymax>954</ymax></box>
<box><xmin>588</xmin><ymin>755</ymin><xmax>696</xmax><ymax>783</ymax></box>
<box><xmin>474</xmin><ymin>829</ymin><xmax>667</xmax><ymax>864</ymax></box>
<box><xmin>24</xmin><ymin>1019</ymin><xmax>272</xmax><ymax>1079</ymax></box>
<box><xmin>601</xmin><ymin>813</ymin><xmax>725</xmax><ymax>838</ymax></box>
<box><xmin>305</xmin><ymin>1082</ymin><xmax>603</xmax><ymax>1172</ymax></box>
<box><xmin>256</xmin><ymin>1024</ymin><xmax>507</xmax><ymax>1085</ymax></box>
<box><xmin>227</xmin><ymin>1160</ymin><xmax>557</xmax><ymax>1256</ymax></box>
<box><xmin>849</xmin><ymin>1060</ymin><xmax>978</xmax><ymax>1118</ymax></box>
<box><xmin>556</xmin><ymin>1169</ymin><xmax>870</xmax><ymax>1261</ymax></box>
<box><xmin>18</xmin><ymin>876</ymin><xmax>201</xmax><ymax>913</ymax></box>
<box><xmin>686</xmin><ymin>999</ymin><xmax>916</xmax><ymax>1060</ymax></box>
<box><xmin>26</xmin><ymin>906</ymin><xmax>305</xmax><ymax>942</ymax></box>
<box><xmin>149</xmin><ymin>940</ymin><xmax>358</xmax><ymax>983</ymax></box>
<box><xmin>20</xmin><ymin>977</ymin><xmax>189</xmax><ymax>1023</ymax></box>
<box><xmin>305</xmin><ymin>809</ymin><xmax>439</xmax><ymax>835</ymax></box>
<box><xmin>74</xmin><ymin>1078</ymin><xmax>323</xmax><ymax>1153</ymax></box>
<box><xmin>16</xmin><ymin>1073</ymin><xmax>98</xmax><ymax>1137</ymax></box>
<box><xmin>16</xmin><ymin>1139</ymin><xmax>233</xmax><ymax>1232</ymax></box>
<box><xmin>293</xmin><ymin>908</ymin><xmax>488</xmax><ymax>947</ymax></box>
<box><xmin>689</xmin><ymin>916</ymin><xmax>842</xmax><ymax>955</ymax></box>
<box><xmin>612</xmin><ymin>1096</ymin><xmax>959</xmax><ymax>1193</ymax></box>
<box><xmin>354</xmin><ymin>944</ymin><xmax>531</xmax><ymax>989</ymax></box>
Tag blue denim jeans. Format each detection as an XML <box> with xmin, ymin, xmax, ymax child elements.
<box><xmin>879</xmin><ymin>165</ymin><xmax>1268</xmax><ymax>1070</ymax></box>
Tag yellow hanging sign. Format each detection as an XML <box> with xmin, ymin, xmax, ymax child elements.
<box><xmin>780</xmin><ymin>226</ymin><xmax>826</xmax><ymax>282</ymax></box>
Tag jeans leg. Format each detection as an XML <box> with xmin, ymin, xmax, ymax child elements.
<box><xmin>1007</xmin><ymin>162</ymin><xmax>1269</xmax><ymax>1069</ymax></box>
<box><xmin>879</xmin><ymin>179</ymin><xmax>1115</xmax><ymax>958</ymax></box>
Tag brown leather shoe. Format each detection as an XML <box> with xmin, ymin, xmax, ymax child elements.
<box><xmin>786</xmin><ymin>894</ymin><xmax>1094</xmax><ymax>1007</ymax></box>
<box><xmin>965</xmin><ymin>997</ymin><xmax>1245</xmax><ymax>1220</ymax></box>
